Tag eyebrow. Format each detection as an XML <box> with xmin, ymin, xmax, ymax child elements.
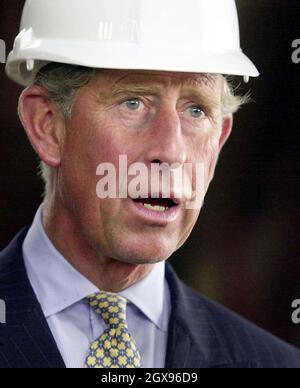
<box><xmin>180</xmin><ymin>87</ymin><xmax>221</xmax><ymax>110</ymax></box>
<box><xmin>96</xmin><ymin>85</ymin><xmax>160</xmax><ymax>108</ymax></box>
<box><xmin>110</xmin><ymin>85</ymin><xmax>161</xmax><ymax>98</ymax></box>
<box><xmin>97</xmin><ymin>74</ymin><xmax>221</xmax><ymax>109</ymax></box>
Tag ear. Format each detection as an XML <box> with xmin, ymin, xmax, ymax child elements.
<box><xmin>219</xmin><ymin>114</ymin><xmax>233</xmax><ymax>151</ymax></box>
<box><xmin>18</xmin><ymin>85</ymin><xmax>65</xmax><ymax>168</ymax></box>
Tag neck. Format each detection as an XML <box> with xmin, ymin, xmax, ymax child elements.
<box><xmin>42</xmin><ymin>197</ymin><xmax>153</xmax><ymax>292</ymax></box>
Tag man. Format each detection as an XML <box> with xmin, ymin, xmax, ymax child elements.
<box><xmin>0</xmin><ymin>0</ymin><xmax>300</xmax><ymax>369</ymax></box>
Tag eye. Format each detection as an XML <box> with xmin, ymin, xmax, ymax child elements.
<box><xmin>188</xmin><ymin>106</ymin><xmax>204</xmax><ymax>118</ymax></box>
<box><xmin>123</xmin><ymin>98</ymin><xmax>142</xmax><ymax>111</ymax></box>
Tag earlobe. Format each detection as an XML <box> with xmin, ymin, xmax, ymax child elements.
<box><xmin>18</xmin><ymin>85</ymin><xmax>64</xmax><ymax>168</ymax></box>
<box><xmin>219</xmin><ymin>114</ymin><xmax>233</xmax><ymax>151</ymax></box>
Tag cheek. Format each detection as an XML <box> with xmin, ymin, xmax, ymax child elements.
<box><xmin>75</xmin><ymin>111</ymin><xmax>136</xmax><ymax>171</ymax></box>
<box><xmin>61</xmin><ymin>116</ymin><xmax>141</xmax><ymax>214</ymax></box>
<box><xmin>64</xmin><ymin>117</ymin><xmax>120</xmax><ymax>187</ymax></box>
<box><xmin>204</xmin><ymin>137</ymin><xmax>220</xmax><ymax>166</ymax></box>
<box><xmin>58</xmin><ymin>123</ymin><xmax>105</xmax><ymax>211</ymax></box>
<box><xmin>193</xmin><ymin>131</ymin><xmax>220</xmax><ymax>179</ymax></box>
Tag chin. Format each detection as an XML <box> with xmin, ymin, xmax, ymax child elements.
<box><xmin>100</xmin><ymin>230</ymin><xmax>178</xmax><ymax>266</ymax></box>
<box><xmin>114</xmin><ymin>241</ymin><xmax>174</xmax><ymax>266</ymax></box>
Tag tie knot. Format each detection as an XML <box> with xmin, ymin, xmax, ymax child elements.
<box><xmin>86</xmin><ymin>292</ymin><xmax>127</xmax><ymax>328</ymax></box>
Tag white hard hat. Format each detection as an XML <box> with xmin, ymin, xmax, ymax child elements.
<box><xmin>6</xmin><ymin>0</ymin><xmax>259</xmax><ymax>86</ymax></box>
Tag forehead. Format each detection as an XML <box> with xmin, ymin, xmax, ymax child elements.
<box><xmin>93</xmin><ymin>69</ymin><xmax>221</xmax><ymax>91</ymax></box>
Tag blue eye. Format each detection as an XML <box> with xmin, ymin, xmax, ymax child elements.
<box><xmin>124</xmin><ymin>99</ymin><xmax>141</xmax><ymax>111</ymax></box>
<box><xmin>189</xmin><ymin>106</ymin><xmax>204</xmax><ymax>118</ymax></box>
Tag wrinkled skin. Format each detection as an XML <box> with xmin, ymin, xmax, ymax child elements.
<box><xmin>19</xmin><ymin>70</ymin><xmax>232</xmax><ymax>291</ymax></box>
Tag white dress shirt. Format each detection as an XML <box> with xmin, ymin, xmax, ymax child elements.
<box><xmin>22</xmin><ymin>205</ymin><xmax>171</xmax><ymax>368</ymax></box>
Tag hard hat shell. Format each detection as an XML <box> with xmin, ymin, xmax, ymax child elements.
<box><xmin>6</xmin><ymin>0</ymin><xmax>259</xmax><ymax>86</ymax></box>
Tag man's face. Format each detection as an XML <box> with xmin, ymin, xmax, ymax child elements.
<box><xmin>58</xmin><ymin>70</ymin><xmax>227</xmax><ymax>265</ymax></box>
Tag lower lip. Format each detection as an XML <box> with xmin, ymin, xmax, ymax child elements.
<box><xmin>129</xmin><ymin>200</ymin><xmax>180</xmax><ymax>225</ymax></box>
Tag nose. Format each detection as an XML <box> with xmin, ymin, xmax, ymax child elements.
<box><xmin>143</xmin><ymin>105</ymin><xmax>187</xmax><ymax>167</ymax></box>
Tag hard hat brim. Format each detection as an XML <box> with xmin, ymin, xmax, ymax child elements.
<box><xmin>6</xmin><ymin>40</ymin><xmax>259</xmax><ymax>87</ymax></box>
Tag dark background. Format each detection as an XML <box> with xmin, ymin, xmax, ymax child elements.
<box><xmin>0</xmin><ymin>1</ymin><xmax>299</xmax><ymax>348</ymax></box>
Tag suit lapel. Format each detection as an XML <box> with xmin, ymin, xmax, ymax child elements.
<box><xmin>0</xmin><ymin>228</ymin><xmax>65</xmax><ymax>368</ymax></box>
<box><xmin>164</xmin><ymin>315</ymin><xmax>193</xmax><ymax>368</ymax></box>
<box><xmin>165</xmin><ymin>264</ymin><xmax>234</xmax><ymax>368</ymax></box>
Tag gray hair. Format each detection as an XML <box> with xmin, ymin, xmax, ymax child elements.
<box><xmin>34</xmin><ymin>63</ymin><xmax>97</xmax><ymax>197</ymax></box>
<box><xmin>32</xmin><ymin>63</ymin><xmax>250</xmax><ymax>198</ymax></box>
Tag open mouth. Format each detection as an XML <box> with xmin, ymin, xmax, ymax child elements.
<box><xmin>132</xmin><ymin>198</ymin><xmax>178</xmax><ymax>212</ymax></box>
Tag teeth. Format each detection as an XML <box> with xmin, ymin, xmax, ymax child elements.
<box><xmin>142</xmin><ymin>203</ymin><xmax>168</xmax><ymax>212</ymax></box>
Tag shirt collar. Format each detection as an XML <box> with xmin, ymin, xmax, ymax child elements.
<box><xmin>23</xmin><ymin>205</ymin><xmax>168</xmax><ymax>331</ymax></box>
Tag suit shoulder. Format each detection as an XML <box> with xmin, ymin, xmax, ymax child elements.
<box><xmin>0</xmin><ymin>228</ymin><xmax>29</xmax><ymax>272</ymax></box>
<box><xmin>181</xmin><ymin>282</ymin><xmax>300</xmax><ymax>368</ymax></box>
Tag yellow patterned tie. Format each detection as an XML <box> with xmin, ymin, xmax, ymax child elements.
<box><xmin>84</xmin><ymin>292</ymin><xmax>142</xmax><ymax>368</ymax></box>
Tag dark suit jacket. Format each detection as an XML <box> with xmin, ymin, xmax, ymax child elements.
<box><xmin>0</xmin><ymin>228</ymin><xmax>300</xmax><ymax>368</ymax></box>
